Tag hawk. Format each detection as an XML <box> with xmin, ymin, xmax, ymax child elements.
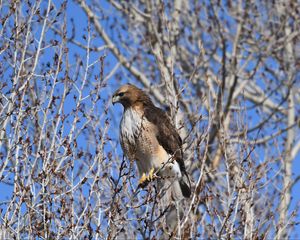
<box><xmin>112</xmin><ymin>84</ymin><xmax>191</xmax><ymax>199</ymax></box>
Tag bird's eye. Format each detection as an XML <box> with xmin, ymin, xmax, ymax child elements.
<box><xmin>118</xmin><ymin>92</ymin><xmax>125</xmax><ymax>97</ymax></box>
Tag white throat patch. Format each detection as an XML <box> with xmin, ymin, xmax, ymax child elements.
<box><xmin>120</xmin><ymin>107</ymin><xmax>143</xmax><ymax>145</ymax></box>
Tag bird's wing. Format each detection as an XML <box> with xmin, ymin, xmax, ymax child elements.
<box><xmin>143</xmin><ymin>105</ymin><xmax>186</xmax><ymax>173</ymax></box>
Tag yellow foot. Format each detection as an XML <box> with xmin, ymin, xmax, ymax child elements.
<box><xmin>139</xmin><ymin>172</ymin><xmax>148</xmax><ymax>186</ymax></box>
<box><xmin>148</xmin><ymin>168</ymin><xmax>155</xmax><ymax>181</ymax></box>
<box><xmin>138</xmin><ymin>168</ymin><xmax>156</xmax><ymax>188</ymax></box>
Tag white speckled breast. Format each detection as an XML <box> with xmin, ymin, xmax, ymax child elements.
<box><xmin>120</xmin><ymin>107</ymin><xmax>155</xmax><ymax>174</ymax></box>
<box><xmin>120</xmin><ymin>107</ymin><xmax>143</xmax><ymax>146</ymax></box>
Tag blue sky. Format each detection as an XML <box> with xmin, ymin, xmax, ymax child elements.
<box><xmin>69</xmin><ymin>1</ymin><xmax>300</xmax><ymax>237</ymax></box>
<box><xmin>0</xmin><ymin>0</ymin><xmax>299</xmax><ymax>238</ymax></box>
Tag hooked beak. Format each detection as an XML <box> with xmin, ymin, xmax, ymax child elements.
<box><xmin>112</xmin><ymin>94</ymin><xmax>119</xmax><ymax>105</ymax></box>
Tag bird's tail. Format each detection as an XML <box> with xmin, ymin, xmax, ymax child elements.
<box><xmin>158</xmin><ymin>179</ymin><xmax>189</xmax><ymax>233</ymax></box>
<box><xmin>158</xmin><ymin>172</ymin><xmax>191</xmax><ymax>202</ymax></box>
<box><xmin>179</xmin><ymin>173</ymin><xmax>191</xmax><ymax>198</ymax></box>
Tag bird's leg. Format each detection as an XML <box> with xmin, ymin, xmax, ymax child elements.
<box><xmin>138</xmin><ymin>168</ymin><xmax>156</xmax><ymax>188</ymax></box>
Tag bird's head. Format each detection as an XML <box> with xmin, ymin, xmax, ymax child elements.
<box><xmin>112</xmin><ymin>84</ymin><xmax>145</xmax><ymax>108</ymax></box>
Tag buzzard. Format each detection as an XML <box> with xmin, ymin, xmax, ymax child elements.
<box><xmin>112</xmin><ymin>84</ymin><xmax>191</xmax><ymax>199</ymax></box>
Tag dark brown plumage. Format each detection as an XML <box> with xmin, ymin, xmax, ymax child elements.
<box><xmin>112</xmin><ymin>84</ymin><xmax>191</xmax><ymax>198</ymax></box>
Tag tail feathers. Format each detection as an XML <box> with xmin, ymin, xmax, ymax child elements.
<box><xmin>179</xmin><ymin>177</ymin><xmax>191</xmax><ymax>198</ymax></box>
<box><xmin>157</xmin><ymin>174</ymin><xmax>191</xmax><ymax>201</ymax></box>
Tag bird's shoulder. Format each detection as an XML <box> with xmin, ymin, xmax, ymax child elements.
<box><xmin>142</xmin><ymin>104</ymin><xmax>182</xmax><ymax>150</ymax></box>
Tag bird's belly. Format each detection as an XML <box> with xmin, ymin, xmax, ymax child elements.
<box><xmin>134</xmin><ymin>136</ymin><xmax>158</xmax><ymax>174</ymax></box>
<box><xmin>135</xmin><ymin>139</ymin><xmax>169</xmax><ymax>175</ymax></box>
<box><xmin>135</xmin><ymin>153</ymin><xmax>154</xmax><ymax>175</ymax></box>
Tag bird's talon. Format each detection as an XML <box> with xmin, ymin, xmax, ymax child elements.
<box><xmin>139</xmin><ymin>173</ymin><xmax>147</xmax><ymax>186</ymax></box>
<box><xmin>138</xmin><ymin>169</ymin><xmax>156</xmax><ymax>188</ymax></box>
<box><xmin>148</xmin><ymin>168</ymin><xmax>155</xmax><ymax>181</ymax></box>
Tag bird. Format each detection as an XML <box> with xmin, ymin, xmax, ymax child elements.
<box><xmin>112</xmin><ymin>84</ymin><xmax>191</xmax><ymax>200</ymax></box>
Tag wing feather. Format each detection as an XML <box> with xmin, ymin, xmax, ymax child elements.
<box><xmin>143</xmin><ymin>105</ymin><xmax>186</xmax><ymax>173</ymax></box>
